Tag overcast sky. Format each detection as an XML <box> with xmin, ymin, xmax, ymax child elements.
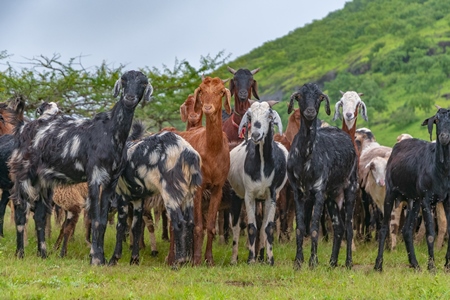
<box><xmin>2</xmin><ymin>0</ymin><xmax>349</xmax><ymax>71</ymax></box>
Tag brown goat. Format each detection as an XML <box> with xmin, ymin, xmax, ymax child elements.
<box><xmin>180</xmin><ymin>94</ymin><xmax>203</xmax><ymax>130</ymax></box>
<box><xmin>177</xmin><ymin>76</ymin><xmax>231</xmax><ymax>266</ymax></box>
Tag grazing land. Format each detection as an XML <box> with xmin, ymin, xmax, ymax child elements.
<box><xmin>0</xmin><ymin>209</ymin><xmax>449</xmax><ymax>299</ymax></box>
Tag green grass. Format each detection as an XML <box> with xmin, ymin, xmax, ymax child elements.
<box><xmin>0</xmin><ymin>208</ymin><xmax>449</xmax><ymax>300</ymax></box>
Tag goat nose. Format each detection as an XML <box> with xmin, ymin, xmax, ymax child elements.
<box><xmin>238</xmin><ymin>90</ymin><xmax>248</xmax><ymax>100</ymax></box>
<box><xmin>346</xmin><ymin>112</ymin><xmax>353</xmax><ymax>119</ymax></box>
<box><xmin>251</xmin><ymin>132</ymin><xmax>262</xmax><ymax>142</ymax></box>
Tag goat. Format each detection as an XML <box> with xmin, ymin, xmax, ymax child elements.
<box><xmin>176</xmin><ymin>76</ymin><xmax>231</xmax><ymax>266</ymax></box>
<box><xmin>0</xmin><ymin>96</ymin><xmax>26</xmax><ymax>238</ymax></box>
<box><xmin>8</xmin><ymin>70</ymin><xmax>152</xmax><ymax>264</ymax></box>
<box><xmin>287</xmin><ymin>83</ymin><xmax>357</xmax><ymax>270</ymax></box>
<box><xmin>180</xmin><ymin>94</ymin><xmax>203</xmax><ymax>130</ymax></box>
<box><xmin>228</xmin><ymin>101</ymin><xmax>288</xmax><ymax>265</ymax></box>
<box><xmin>222</xmin><ymin>67</ymin><xmax>260</xmax><ymax>143</ymax></box>
<box><xmin>109</xmin><ymin>122</ymin><xmax>202</xmax><ymax>266</ymax></box>
<box><xmin>374</xmin><ymin>108</ymin><xmax>450</xmax><ymax>272</ymax></box>
<box><xmin>273</xmin><ymin>109</ymin><xmax>299</xmax><ymax>243</ymax></box>
<box><xmin>333</xmin><ymin>91</ymin><xmax>368</xmax><ymax>155</ymax></box>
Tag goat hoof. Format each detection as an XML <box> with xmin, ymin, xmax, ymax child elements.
<box><xmin>345</xmin><ymin>261</ymin><xmax>353</xmax><ymax>270</ymax></box>
<box><xmin>294</xmin><ymin>259</ymin><xmax>302</xmax><ymax>271</ymax></box>
<box><xmin>374</xmin><ymin>258</ymin><xmax>383</xmax><ymax>272</ymax></box>
<box><xmin>130</xmin><ymin>256</ymin><xmax>140</xmax><ymax>265</ymax></box>
<box><xmin>15</xmin><ymin>249</ymin><xmax>25</xmax><ymax>259</ymax></box>
<box><xmin>151</xmin><ymin>251</ymin><xmax>158</xmax><ymax>257</ymax></box>
<box><xmin>309</xmin><ymin>257</ymin><xmax>318</xmax><ymax>269</ymax></box>
<box><xmin>108</xmin><ymin>258</ymin><xmax>119</xmax><ymax>266</ymax></box>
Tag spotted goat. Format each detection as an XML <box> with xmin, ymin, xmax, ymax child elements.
<box><xmin>109</xmin><ymin>122</ymin><xmax>202</xmax><ymax>266</ymax></box>
<box><xmin>8</xmin><ymin>70</ymin><xmax>152</xmax><ymax>264</ymax></box>
<box><xmin>287</xmin><ymin>83</ymin><xmax>358</xmax><ymax>270</ymax></box>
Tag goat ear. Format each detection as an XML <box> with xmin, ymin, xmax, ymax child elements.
<box><xmin>332</xmin><ymin>100</ymin><xmax>342</xmax><ymax>121</ymax></box>
<box><xmin>421</xmin><ymin>116</ymin><xmax>436</xmax><ymax>141</ymax></box>
<box><xmin>193</xmin><ymin>87</ymin><xmax>201</xmax><ymax>103</ymax></box>
<box><xmin>272</xmin><ymin>110</ymin><xmax>283</xmax><ymax>135</ymax></box>
<box><xmin>252</xmin><ymin>80</ymin><xmax>260</xmax><ymax>100</ymax></box>
<box><xmin>360</xmin><ymin>101</ymin><xmax>369</xmax><ymax>122</ymax></box>
<box><xmin>229</xmin><ymin>79</ymin><xmax>235</xmax><ymax>97</ymax></box>
<box><xmin>321</xmin><ymin>94</ymin><xmax>331</xmax><ymax>115</ymax></box>
<box><xmin>238</xmin><ymin>110</ymin><xmax>250</xmax><ymax>139</ymax></box>
<box><xmin>288</xmin><ymin>92</ymin><xmax>297</xmax><ymax>114</ymax></box>
<box><xmin>143</xmin><ymin>83</ymin><xmax>153</xmax><ymax>102</ymax></box>
<box><xmin>224</xmin><ymin>88</ymin><xmax>232</xmax><ymax>114</ymax></box>
<box><xmin>113</xmin><ymin>78</ymin><xmax>122</xmax><ymax>98</ymax></box>
<box><xmin>180</xmin><ymin>103</ymin><xmax>188</xmax><ymax>123</ymax></box>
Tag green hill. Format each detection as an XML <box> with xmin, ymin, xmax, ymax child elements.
<box><xmin>215</xmin><ymin>0</ymin><xmax>450</xmax><ymax>146</ymax></box>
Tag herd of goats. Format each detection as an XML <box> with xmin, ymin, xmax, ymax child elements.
<box><xmin>0</xmin><ymin>67</ymin><xmax>449</xmax><ymax>272</ymax></box>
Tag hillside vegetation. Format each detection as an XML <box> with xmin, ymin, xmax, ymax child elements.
<box><xmin>215</xmin><ymin>0</ymin><xmax>450</xmax><ymax>146</ymax></box>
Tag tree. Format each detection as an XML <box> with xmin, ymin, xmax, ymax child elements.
<box><xmin>0</xmin><ymin>52</ymin><xmax>230</xmax><ymax>130</ymax></box>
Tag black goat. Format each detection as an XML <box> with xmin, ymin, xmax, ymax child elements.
<box><xmin>109</xmin><ymin>123</ymin><xmax>202</xmax><ymax>266</ymax></box>
<box><xmin>287</xmin><ymin>83</ymin><xmax>357</xmax><ymax>270</ymax></box>
<box><xmin>9</xmin><ymin>70</ymin><xmax>152</xmax><ymax>264</ymax></box>
<box><xmin>374</xmin><ymin>108</ymin><xmax>450</xmax><ymax>272</ymax></box>
<box><xmin>0</xmin><ymin>134</ymin><xmax>18</xmax><ymax>237</ymax></box>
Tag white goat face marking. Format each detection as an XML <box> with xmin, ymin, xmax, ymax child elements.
<box><xmin>249</xmin><ymin>102</ymin><xmax>271</xmax><ymax>143</ymax></box>
<box><xmin>341</xmin><ymin>91</ymin><xmax>361</xmax><ymax>130</ymax></box>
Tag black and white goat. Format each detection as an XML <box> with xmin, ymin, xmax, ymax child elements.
<box><xmin>228</xmin><ymin>101</ymin><xmax>288</xmax><ymax>265</ymax></box>
<box><xmin>287</xmin><ymin>83</ymin><xmax>358</xmax><ymax>270</ymax></box>
<box><xmin>109</xmin><ymin>123</ymin><xmax>202</xmax><ymax>266</ymax></box>
<box><xmin>9</xmin><ymin>70</ymin><xmax>152</xmax><ymax>264</ymax></box>
<box><xmin>374</xmin><ymin>108</ymin><xmax>450</xmax><ymax>272</ymax></box>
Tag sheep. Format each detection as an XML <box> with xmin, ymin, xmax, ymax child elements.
<box><xmin>374</xmin><ymin>108</ymin><xmax>450</xmax><ymax>272</ymax></box>
<box><xmin>176</xmin><ymin>76</ymin><xmax>232</xmax><ymax>266</ymax></box>
<box><xmin>287</xmin><ymin>83</ymin><xmax>358</xmax><ymax>270</ymax></box>
<box><xmin>228</xmin><ymin>101</ymin><xmax>288</xmax><ymax>265</ymax></box>
<box><xmin>8</xmin><ymin>70</ymin><xmax>152</xmax><ymax>264</ymax></box>
<box><xmin>109</xmin><ymin>122</ymin><xmax>202</xmax><ymax>266</ymax></box>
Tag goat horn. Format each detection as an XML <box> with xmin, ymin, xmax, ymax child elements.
<box><xmin>222</xmin><ymin>78</ymin><xmax>230</xmax><ymax>84</ymax></box>
<box><xmin>265</xmin><ymin>100</ymin><xmax>280</xmax><ymax>107</ymax></box>
<box><xmin>340</xmin><ymin>90</ymin><xmax>345</xmax><ymax>95</ymax></box>
<box><xmin>435</xmin><ymin>104</ymin><xmax>442</xmax><ymax>109</ymax></box>
<box><xmin>251</xmin><ymin>68</ymin><xmax>260</xmax><ymax>75</ymax></box>
<box><xmin>358</xmin><ymin>92</ymin><xmax>364</xmax><ymax>97</ymax></box>
<box><xmin>227</xmin><ymin>66</ymin><xmax>236</xmax><ymax>74</ymax></box>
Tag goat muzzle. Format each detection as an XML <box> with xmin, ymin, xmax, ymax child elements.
<box><xmin>303</xmin><ymin>108</ymin><xmax>317</xmax><ymax>121</ymax></box>
<box><xmin>439</xmin><ymin>132</ymin><xmax>450</xmax><ymax>145</ymax></box>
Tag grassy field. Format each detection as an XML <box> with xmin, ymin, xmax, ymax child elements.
<box><xmin>0</xmin><ymin>209</ymin><xmax>449</xmax><ymax>300</ymax></box>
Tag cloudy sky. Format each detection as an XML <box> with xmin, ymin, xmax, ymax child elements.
<box><xmin>2</xmin><ymin>0</ymin><xmax>349</xmax><ymax>71</ymax></box>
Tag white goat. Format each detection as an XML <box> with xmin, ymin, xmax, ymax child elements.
<box><xmin>228</xmin><ymin>101</ymin><xmax>288</xmax><ymax>265</ymax></box>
